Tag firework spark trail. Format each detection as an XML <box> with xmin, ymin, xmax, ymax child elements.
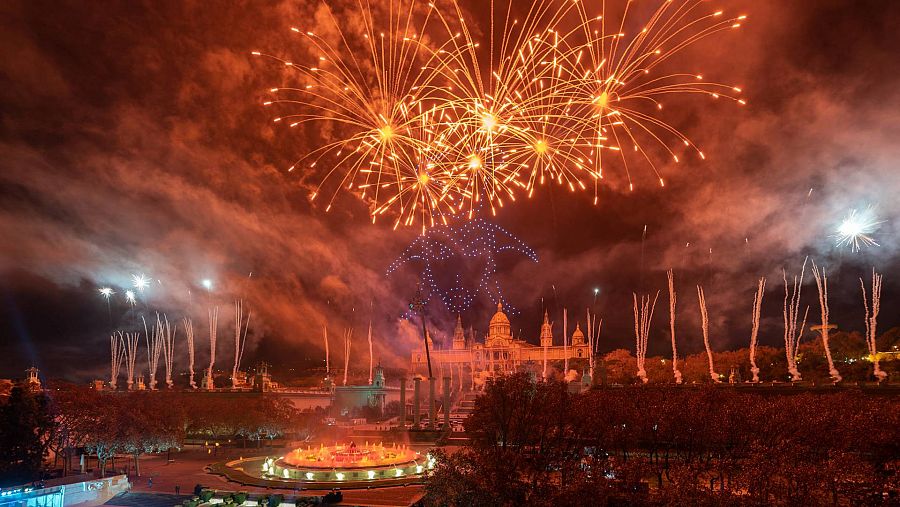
<box><xmin>782</xmin><ymin>258</ymin><xmax>809</xmax><ymax>382</ymax></box>
<box><xmin>142</xmin><ymin>315</ymin><xmax>164</xmax><ymax>390</ymax></box>
<box><xmin>861</xmin><ymin>269</ymin><xmax>887</xmax><ymax>382</ymax></box>
<box><xmin>749</xmin><ymin>277</ymin><xmax>766</xmax><ymax>383</ymax></box>
<box><xmin>633</xmin><ymin>291</ymin><xmax>660</xmax><ymax>384</ymax></box>
<box><xmin>811</xmin><ymin>261</ymin><xmax>841</xmax><ymax>383</ymax></box>
<box><xmin>232</xmin><ymin>300</ymin><xmax>252</xmax><ymax>389</ymax></box>
<box><xmin>367</xmin><ymin>320</ymin><xmax>374</xmax><ymax>385</ymax></box>
<box><xmin>586</xmin><ymin>309</ymin><xmax>600</xmax><ymax>379</ymax></box>
<box><xmin>109</xmin><ymin>332</ymin><xmax>126</xmax><ymax>389</ymax></box>
<box><xmin>160</xmin><ymin>315</ymin><xmax>177</xmax><ymax>389</ymax></box>
<box><xmin>183</xmin><ymin>317</ymin><xmax>196</xmax><ymax>389</ymax></box>
<box><xmin>207</xmin><ymin>307</ymin><xmax>219</xmax><ymax>388</ymax></box>
<box><xmin>343</xmin><ymin>328</ymin><xmax>353</xmax><ymax>386</ymax></box>
<box><xmin>696</xmin><ymin>285</ymin><xmax>720</xmax><ymax>383</ymax></box>
<box><xmin>124</xmin><ymin>331</ymin><xmax>139</xmax><ymax>389</ymax></box>
<box><xmin>323</xmin><ymin>323</ymin><xmax>330</xmax><ymax>374</ymax></box>
<box><xmin>542</xmin><ymin>316</ymin><xmax>548</xmax><ymax>380</ymax></box>
<box><xmin>563</xmin><ymin>308</ymin><xmax>568</xmax><ymax>374</ymax></box>
<box><xmin>587</xmin><ymin>308</ymin><xmax>592</xmax><ymax>378</ymax></box>
<box><xmin>666</xmin><ymin>269</ymin><xmax>682</xmax><ymax>384</ymax></box>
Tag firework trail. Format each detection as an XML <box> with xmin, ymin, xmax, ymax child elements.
<box><xmin>232</xmin><ymin>300</ymin><xmax>252</xmax><ymax>389</ymax></box>
<box><xmin>109</xmin><ymin>332</ymin><xmax>126</xmax><ymax>389</ymax></box>
<box><xmin>861</xmin><ymin>269</ymin><xmax>887</xmax><ymax>382</ymax></box>
<box><xmin>666</xmin><ymin>269</ymin><xmax>682</xmax><ymax>384</ymax></box>
<box><xmin>123</xmin><ymin>331</ymin><xmax>139</xmax><ymax>389</ymax></box>
<box><xmin>159</xmin><ymin>315</ymin><xmax>177</xmax><ymax>389</ymax></box>
<box><xmin>563</xmin><ymin>308</ymin><xmax>569</xmax><ymax>374</ymax></box>
<box><xmin>696</xmin><ymin>285</ymin><xmax>720</xmax><ymax>383</ymax></box>
<box><xmin>586</xmin><ymin>308</ymin><xmax>600</xmax><ymax>379</ymax></box>
<box><xmin>367</xmin><ymin>321</ymin><xmax>374</xmax><ymax>385</ymax></box>
<box><xmin>207</xmin><ymin>307</ymin><xmax>219</xmax><ymax>388</ymax></box>
<box><xmin>143</xmin><ymin>315</ymin><xmax>164</xmax><ymax>390</ymax></box>
<box><xmin>323</xmin><ymin>323</ymin><xmax>330</xmax><ymax>375</ymax></box>
<box><xmin>343</xmin><ymin>328</ymin><xmax>353</xmax><ymax>386</ymax></box>
<box><xmin>782</xmin><ymin>259</ymin><xmax>809</xmax><ymax>382</ymax></box>
<box><xmin>811</xmin><ymin>261</ymin><xmax>841</xmax><ymax>383</ymax></box>
<box><xmin>748</xmin><ymin>277</ymin><xmax>766</xmax><ymax>383</ymax></box>
<box><xmin>183</xmin><ymin>317</ymin><xmax>197</xmax><ymax>389</ymax></box>
<box><xmin>587</xmin><ymin>308</ymin><xmax>592</xmax><ymax>377</ymax></box>
<box><xmin>593</xmin><ymin>317</ymin><xmax>603</xmax><ymax>379</ymax></box>
<box><xmin>633</xmin><ymin>291</ymin><xmax>660</xmax><ymax>384</ymax></box>
<box><xmin>541</xmin><ymin>310</ymin><xmax>551</xmax><ymax>380</ymax></box>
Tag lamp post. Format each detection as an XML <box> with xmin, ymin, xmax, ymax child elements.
<box><xmin>410</xmin><ymin>285</ymin><xmax>433</xmax><ymax>380</ymax></box>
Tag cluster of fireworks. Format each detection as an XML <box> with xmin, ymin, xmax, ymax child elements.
<box><xmin>633</xmin><ymin>291</ymin><xmax>659</xmax><ymax>384</ymax></box>
<box><xmin>319</xmin><ymin>320</ymin><xmax>380</xmax><ymax>388</ymax></box>
<box><xmin>255</xmin><ymin>0</ymin><xmax>746</xmax><ymax>231</ymax></box>
<box><xmin>100</xmin><ymin>276</ymin><xmax>253</xmax><ymax>390</ymax></box>
<box><xmin>629</xmin><ymin>263</ymin><xmax>888</xmax><ymax>384</ymax></box>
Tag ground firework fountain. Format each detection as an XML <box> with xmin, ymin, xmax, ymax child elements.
<box><xmin>748</xmin><ymin>277</ymin><xmax>766</xmax><ymax>383</ymax></box>
<box><xmin>782</xmin><ymin>259</ymin><xmax>809</xmax><ymax>382</ymax></box>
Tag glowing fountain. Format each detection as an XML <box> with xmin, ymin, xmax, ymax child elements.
<box><xmin>224</xmin><ymin>441</ymin><xmax>434</xmax><ymax>487</ymax></box>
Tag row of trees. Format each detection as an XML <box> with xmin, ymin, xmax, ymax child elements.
<box><xmin>424</xmin><ymin>373</ymin><xmax>900</xmax><ymax>506</ymax></box>
<box><xmin>0</xmin><ymin>385</ymin><xmax>313</xmax><ymax>486</ymax></box>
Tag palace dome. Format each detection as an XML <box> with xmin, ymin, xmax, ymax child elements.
<box><xmin>572</xmin><ymin>323</ymin><xmax>585</xmax><ymax>345</ymax></box>
<box><xmin>489</xmin><ymin>302</ymin><xmax>510</xmax><ymax>327</ymax></box>
<box><xmin>488</xmin><ymin>302</ymin><xmax>511</xmax><ymax>342</ymax></box>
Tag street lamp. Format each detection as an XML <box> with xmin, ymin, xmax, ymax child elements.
<box><xmin>409</xmin><ymin>284</ymin><xmax>433</xmax><ymax>380</ymax></box>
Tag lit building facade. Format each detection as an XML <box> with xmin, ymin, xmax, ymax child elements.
<box><xmin>411</xmin><ymin>303</ymin><xmax>590</xmax><ymax>379</ymax></box>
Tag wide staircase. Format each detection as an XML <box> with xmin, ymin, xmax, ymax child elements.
<box><xmin>451</xmin><ymin>391</ymin><xmax>479</xmax><ymax>421</ymax></box>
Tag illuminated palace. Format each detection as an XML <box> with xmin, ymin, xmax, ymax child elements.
<box><xmin>411</xmin><ymin>303</ymin><xmax>589</xmax><ymax>379</ymax></box>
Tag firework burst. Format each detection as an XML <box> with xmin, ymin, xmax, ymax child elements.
<box><xmin>835</xmin><ymin>207</ymin><xmax>882</xmax><ymax>252</ymax></box>
<box><xmin>257</xmin><ymin>0</ymin><xmax>746</xmax><ymax>229</ymax></box>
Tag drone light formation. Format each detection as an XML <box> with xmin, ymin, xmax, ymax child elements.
<box><xmin>256</xmin><ymin>0</ymin><xmax>746</xmax><ymax>230</ymax></box>
<box><xmin>387</xmin><ymin>218</ymin><xmax>538</xmax><ymax>315</ymax></box>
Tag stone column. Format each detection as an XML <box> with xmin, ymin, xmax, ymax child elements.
<box><xmin>413</xmin><ymin>378</ymin><xmax>421</xmax><ymax>428</ymax></box>
<box><xmin>399</xmin><ymin>377</ymin><xmax>407</xmax><ymax>429</ymax></box>
<box><xmin>428</xmin><ymin>377</ymin><xmax>436</xmax><ymax>430</ymax></box>
<box><xmin>443</xmin><ymin>376</ymin><xmax>451</xmax><ymax>430</ymax></box>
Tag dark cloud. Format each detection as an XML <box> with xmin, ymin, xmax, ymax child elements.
<box><xmin>1</xmin><ymin>0</ymin><xmax>899</xmax><ymax>381</ymax></box>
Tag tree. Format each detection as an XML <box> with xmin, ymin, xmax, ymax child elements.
<box><xmin>0</xmin><ymin>387</ymin><xmax>55</xmax><ymax>486</ymax></box>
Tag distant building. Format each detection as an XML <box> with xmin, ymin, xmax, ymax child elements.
<box><xmin>332</xmin><ymin>364</ymin><xmax>390</xmax><ymax>416</ymax></box>
<box><xmin>411</xmin><ymin>303</ymin><xmax>590</xmax><ymax>381</ymax></box>
<box><xmin>253</xmin><ymin>363</ymin><xmax>280</xmax><ymax>392</ymax></box>
<box><xmin>24</xmin><ymin>367</ymin><xmax>42</xmax><ymax>392</ymax></box>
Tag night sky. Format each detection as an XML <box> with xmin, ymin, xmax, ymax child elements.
<box><xmin>2</xmin><ymin>0</ymin><xmax>899</xmax><ymax>381</ymax></box>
